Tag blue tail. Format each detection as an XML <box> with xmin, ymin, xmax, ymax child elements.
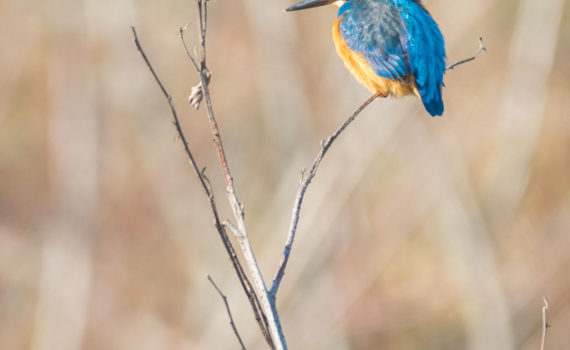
<box><xmin>421</xmin><ymin>90</ymin><xmax>444</xmax><ymax>116</ymax></box>
<box><xmin>402</xmin><ymin>1</ymin><xmax>446</xmax><ymax>116</ymax></box>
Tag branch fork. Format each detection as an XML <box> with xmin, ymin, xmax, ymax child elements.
<box><xmin>134</xmin><ymin>2</ymin><xmax>486</xmax><ymax>346</ymax></box>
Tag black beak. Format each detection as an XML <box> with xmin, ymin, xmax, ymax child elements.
<box><xmin>285</xmin><ymin>0</ymin><xmax>336</xmax><ymax>11</ymax></box>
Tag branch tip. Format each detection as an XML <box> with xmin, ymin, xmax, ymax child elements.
<box><xmin>134</xmin><ymin>12</ymin><xmax>274</xmax><ymax>348</ymax></box>
<box><xmin>446</xmin><ymin>37</ymin><xmax>486</xmax><ymax>71</ymax></box>
<box><xmin>207</xmin><ymin>274</ymin><xmax>247</xmax><ymax>350</ymax></box>
<box><xmin>300</xmin><ymin>169</ymin><xmax>306</xmax><ymax>182</ymax></box>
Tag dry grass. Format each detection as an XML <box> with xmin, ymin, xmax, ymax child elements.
<box><xmin>1</xmin><ymin>0</ymin><xmax>569</xmax><ymax>349</ymax></box>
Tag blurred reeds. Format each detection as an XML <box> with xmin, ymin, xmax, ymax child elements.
<box><xmin>1</xmin><ymin>0</ymin><xmax>569</xmax><ymax>349</ymax></box>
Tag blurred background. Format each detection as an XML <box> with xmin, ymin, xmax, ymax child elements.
<box><xmin>1</xmin><ymin>0</ymin><xmax>569</xmax><ymax>349</ymax></box>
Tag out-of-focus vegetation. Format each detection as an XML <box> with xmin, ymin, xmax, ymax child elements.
<box><xmin>1</xmin><ymin>0</ymin><xmax>569</xmax><ymax>349</ymax></box>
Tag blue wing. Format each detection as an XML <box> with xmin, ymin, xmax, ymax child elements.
<box><xmin>339</xmin><ymin>1</ymin><xmax>410</xmax><ymax>81</ymax></box>
<box><xmin>338</xmin><ymin>0</ymin><xmax>447</xmax><ymax>116</ymax></box>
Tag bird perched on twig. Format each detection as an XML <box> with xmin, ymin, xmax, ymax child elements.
<box><xmin>286</xmin><ymin>0</ymin><xmax>447</xmax><ymax>116</ymax></box>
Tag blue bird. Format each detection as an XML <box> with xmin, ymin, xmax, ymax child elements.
<box><xmin>287</xmin><ymin>0</ymin><xmax>447</xmax><ymax>116</ymax></box>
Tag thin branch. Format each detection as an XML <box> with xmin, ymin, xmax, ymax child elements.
<box><xmin>131</xmin><ymin>27</ymin><xmax>205</xmax><ymax>197</ymax></box>
<box><xmin>180</xmin><ymin>13</ymin><xmax>273</xmax><ymax>350</ymax></box>
<box><xmin>199</xmin><ymin>60</ymin><xmax>284</xmax><ymax>346</ymax></box>
<box><xmin>270</xmin><ymin>91</ymin><xmax>384</xmax><ymax>297</ymax></box>
<box><xmin>180</xmin><ymin>26</ymin><xmax>211</xmax><ymax>110</ymax></box>
<box><xmin>207</xmin><ymin>275</ymin><xmax>247</xmax><ymax>350</ymax></box>
<box><xmin>179</xmin><ymin>26</ymin><xmax>200</xmax><ymax>72</ymax></box>
<box><xmin>446</xmin><ymin>37</ymin><xmax>487</xmax><ymax>71</ymax></box>
<box><xmin>182</xmin><ymin>1</ymin><xmax>285</xmax><ymax>348</ymax></box>
<box><xmin>132</xmin><ymin>26</ymin><xmax>273</xmax><ymax>347</ymax></box>
<box><xmin>224</xmin><ymin>220</ymin><xmax>242</xmax><ymax>238</ymax></box>
<box><xmin>269</xmin><ymin>36</ymin><xmax>486</xmax><ymax>297</ymax></box>
<box><xmin>540</xmin><ymin>297</ymin><xmax>549</xmax><ymax>350</ymax></box>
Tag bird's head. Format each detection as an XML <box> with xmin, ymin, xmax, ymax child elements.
<box><xmin>285</xmin><ymin>0</ymin><xmax>347</xmax><ymax>12</ymax></box>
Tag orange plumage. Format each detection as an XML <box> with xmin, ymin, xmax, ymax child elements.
<box><xmin>332</xmin><ymin>16</ymin><xmax>420</xmax><ymax>99</ymax></box>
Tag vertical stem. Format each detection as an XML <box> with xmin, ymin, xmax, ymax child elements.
<box><xmin>195</xmin><ymin>1</ymin><xmax>287</xmax><ymax>348</ymax></box>
<box><xmin>540</xmin><ymin>297</ymin><xmax>549</xmax><ymax>350</ymax></box>
<box><xmin>199</xmin><ymin>66</ymin><xmax>288</xmax><ymax>350</ymax></box>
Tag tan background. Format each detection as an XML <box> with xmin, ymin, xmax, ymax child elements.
<box><xmin>1</xmin><ymin>0</ymin><xmax>569</xmax><ymax>349</ymax></box>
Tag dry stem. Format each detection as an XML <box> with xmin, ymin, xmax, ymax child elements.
<box><xmin>182</xmin><ymin>1</ymin><xmax>285</xmax><ymax>348</ymax></box>
<box><xmin>270</xmin><ymin>92</ymin><xmax>383</xmax><ymax>297</ymax></box>
<box><xmin>134</xmin><ymin>2</ymin><xmax>485</xmax><ymax>347</ymax></box>
<box><xmin>540</xmin><ymin>297</ymin><xmax>549</xmax><ymax>350</ymax></box>
<box><xmin>131</xmin><ymin>26</ymin><xmax>272</xmax><ymax>347</ymax></box>
<box><xmin>446</xmin><ymin>37</ymin><xmax>487</xmax><ymax>71</ymax></box>
<box><xmin>207</xmin><ymin>275</ymin><xmax>247</xmax><ymax>350</ymax></box>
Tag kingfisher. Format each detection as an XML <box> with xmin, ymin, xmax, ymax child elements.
<box><xmin>286</xmin><ymin>0</ymin><xmax>447</xmax><ymax>116</ymax></box>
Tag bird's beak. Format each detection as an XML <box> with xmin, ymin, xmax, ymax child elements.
<box><xmin>285</xmin><ymin>0</ymin><xmax>336</xmax><ymax>11</ymax></box>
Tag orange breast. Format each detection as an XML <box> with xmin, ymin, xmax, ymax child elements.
<box><xmin>332</xmin><ymin>16</ymin><xmax>418</xmax><ymax>98</ymax></box>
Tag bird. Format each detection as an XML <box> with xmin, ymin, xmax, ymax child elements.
<box><xmin>286</xmin><ymin>0</ymin><xmax>447</xmax><ymax>116</ymax></box>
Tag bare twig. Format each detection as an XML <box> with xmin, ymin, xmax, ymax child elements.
<box><xmin>131</xmin><ymin>27</ymin><xmax>205</xmax><ymax>197</ymax></box>
<box><xmin>180</xmin><ymin>26</ymin><xmax>210</xmax><ymax>110</ymax></box>
<box><xmin>181</xmin><ymin>1</ymin><xmax>285</xmax><ymax>348</ymax></box>
<box><xmin>139</xmin><ymin>1</ymin><xmax>488</xmax><ymax>345</ymax></box>
<box><xmin>132</xmin><ymin>26</ymin><xmax>272</xmax><ymax>347</ymax></box>
<box><xmin>223</xmin><ymin>220</ymin><xmax>241</xmax><ymax>238</ymax></box>
<box><xmin>270</xmin><ymin>91</ymin><xmax>384</xmax><ymax>297</ymax></box>
<box><xmin>540</xmin><ymin>297</ymin><xmax>549</xmax><ymax>350</ymax></box>
<box><xmin>269</xmin><ymin>37</ymin><xmax>486</xmax><ymax>297</ymax></box>
<box><xmin>446</xmin><ymin>37</ymin><xmax>487</xmax><ymax>71</ymax></box>
<box><xmin>179</xmin><ymin>26</ymin><xmax>200</xmax><ymax>72</ymax></box>
<box><xmin>207</xmin><ymin>275</ymin><xmax>247</xmax><ymax>350</ymax></box>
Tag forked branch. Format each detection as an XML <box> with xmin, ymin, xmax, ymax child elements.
<box><xmin>135</xmin><ymin>1</ymin><xmax>486</xmax><ymax>347</ymax></box>
<box><xmin>180</xmin><ymin>1</ymin><xmax>285</xmax><ymax>348</ymax></box>
<box><xmin>270</xmin><ymin>36</ymin><xmax>486</xmax><ymax>299</ymax></box>
<box><xmin>131</xmin><ymin>26</ymin><xmax>272</xmax><ymax>348</ymax></box>
<box><xmin>447</xmin><ymin>37</ymin><xmax>487</xmax><ymax>71</ymax></box>
<box><xmin>270</xmin><ymin>91</ymin><xmax>383</xmax><ymax>297</ymax></box>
